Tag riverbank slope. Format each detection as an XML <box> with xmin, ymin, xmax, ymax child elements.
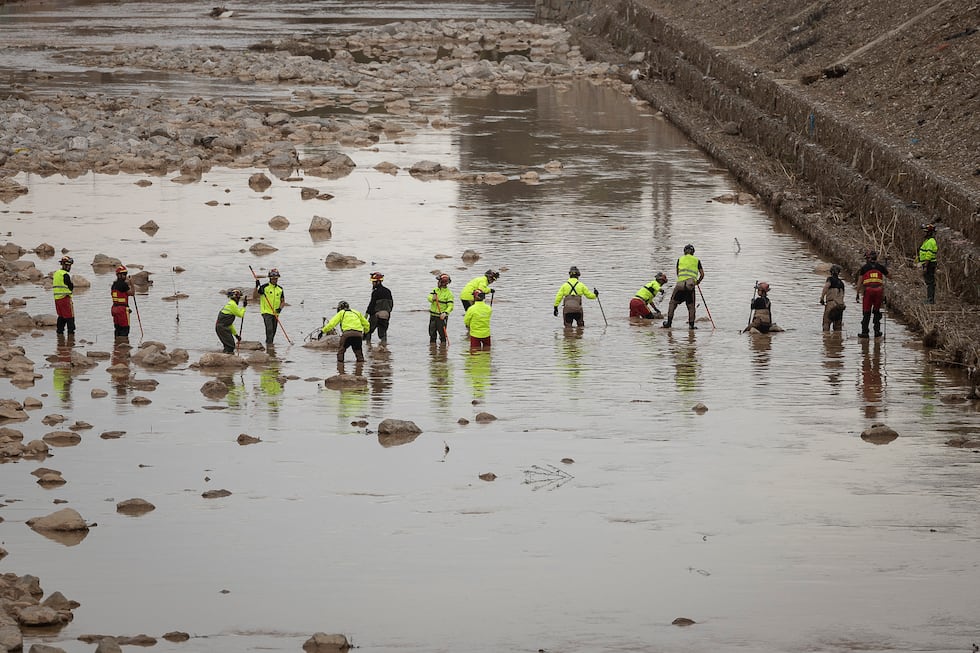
<box><xmin>537</xmin><ymin>0</ymin><xmax>979</xmax><ymax>379</ymax></box>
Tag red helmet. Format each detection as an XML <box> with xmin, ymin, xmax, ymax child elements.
<box><xmin>757</xmin><ymin>281</ymin><xmax>770</xmax><ymax>293</ymax></box>
<box><xmin>437</xmin><ymin>273</ymin><xmax>451</xmax><ymax>287</ymax></box>
<box><xmin>921</xmin><ymin>223</ymin><xmax>935</xmax><ymax>234</ymax></box>
<box><xmin>268</xmin><ymin>268</ymin><xmax>280</xmax><ymax>278</ymax></box>
<box><xmin>370</xmin><ymin>272</ymin><xmax>384</xmax><ymax>282</ymax></box>
<box><xmin>115</xmin><ymin>265</ymin><xmax>128</xmax><ymax>275</ymax></box>
<box><xmin>59</xmin><ymin>256</ymin><xmax>74</xmax><ymax>266</ymax></box>
<box><xmin>655</xmin><ymin>272</ymin><xmax>668</xmax><ymax>284</ymax></box>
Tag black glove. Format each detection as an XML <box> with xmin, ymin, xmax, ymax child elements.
<box><xmin>242</xmin><ymin>298</ymin><xmax>248</xmax><ymax>307</ymax></box>
<box><xmin>819</xmin><ymin>299</ymin><xmax>825</xmax><ymax>305</ymax></box>
<box><xmin>255</xmin><ymin>279</ymin><xmax>260</xmax><ymax>288</ymax></box>
<box><xmin>593</xmin><ymin>288</ymin><xmax>599</xmax><ymax>297</ymax></box>
<box><xmin>489</xmin><ymin>288</ymin><xmax>495</xmax><ymax>294</ymax></box>
<box><xmin>317</xmin><ymin>331</ymin><xmax>323</xmax><ymax>340</ymax></box>
<box><xmin>235</xmin><ymin>334</ymin><xmax>241</xmax><ymax>342</ymax></box>
<box><xmin>553</xmin><ymin>306</ymin><xmax>559</xmax><ymax>317</ymax></box>
<box><xmin>276</xmin><ymin>308</ymin><xmax>282</xmax><ymax>314</ymax></box>
<box><xmin>882</xmin><ymin>295</ymin><xmax>887</xmax><ymax>306</ymax></box>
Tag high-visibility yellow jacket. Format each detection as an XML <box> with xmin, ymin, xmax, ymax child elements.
<box><xmin>428</xmin><ymin>287</ymin><xmax>455</xmax><ymax>315</ymax></box>
<box><xmin>217</xmin><ymin>299</ymin><xmax>246</xmax><ymax>335</ymax></box>
<box><xmin>52</xmin><ymin>269</ymin><xmax>73</xmax><ymax>300</ymax></box>
<box><xmin>323</xmin><ymin>309</ymin><xmax>370</xmax><ymax>334</ymax></box>
<box><xmin>918</xmin><ymin>237</ymin><xmax>937</xmax><ymax>263</ymax></box>
<box><xmin>464</xmin><ymin>301</ymin><xmax>492</xmax><ymax>338</ymax></box>
<box><xmin>257</xmin><ymin>282</ymin><xmax>284</xmax><ymax>315</ymax></box>
<box><xmin>676</xmin><ymin>255</ymin><xmax>701</xmax><ymax>283</ymax></box>
<box><xmin>554</xmin><ymin>278</ymin><xmax>595</xmax><ymax>307</ymax></box>
<box><xmin>634</xmin><ymin>280</ymin><xmax>663</xmax><ymax>303</ymax></box>
<box><xmin>460</xmin><ymin>275</ymin><xmax>490</xmax><ymax>301</ymax></box>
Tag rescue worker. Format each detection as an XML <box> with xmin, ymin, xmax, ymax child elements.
<box><xmin>553</xmin><ymin>266</ymin><xmax>597</xmax><ymax>327</ymax></box>
<box><xmin>460</xmin><ymin>269</ymin><xmax>499</xmax><ymax>310</ymax></box>
<box><xmin>428</xmin><ymin>273</ymin><xmax>454</xmax><ymax>344</ymax></box>
<box><xmin>110</xmin><ymin>265</ymin><xmax>134</xmax><ymax>338</ymax></box>
<box><xmin>319</xmin><ymin>300</ymin><xmax>370</xmax><ymax>362</ymax></box>
<box><xmin>52</xmin><ymin>255</ymin><xmax>76</xmax><ymax>335</ymax></box>
<box><xmin>365</xmin><ymin>271</ymin><xmax>393</xmax><ymax>344</ymax></box>
<box><xmin>819</xmin><ymin>264</ymin><xmax>847</xmax><ymax>331</ymax></box>
<box><xmin>856</xmin><ymin>250</ymin><xmax>889</xmax><ymax>339</ymax></box>
<box><xmin>255</xmin><ymin>268</ymin><xmax>284</xmax><ymax>346</ymax></box>
<box><xmin>630</xmin><ymin>273</ymin><xmax>668</xmax><ymax>319</ymax></box>
<box><xmin>918</xmin><ymin>223</ymin><xmax>938</xmax><ymax>304</ymax></box>
<box><xmin>745</xmin><ymin>282</ymin><xmax>782</xmax><ymax>333</ymax></box>
<box><xmin>463</xmin><ymin>289</ymin><xmax>492</xmax><ymax>350</ymax></box>
<box><xmin>663</xmin><ymin>244</ymin><xmax>704</xmax><ymax>329</ymax></box>
<box><xmin>216</xmin><ymin>289</ymin><xmax>247</xmax><ymax>353</ymax></box>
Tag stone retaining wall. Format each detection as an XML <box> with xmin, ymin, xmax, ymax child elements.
<box><xmin>537</xmin><ymin>0</ymin><xmax>980</xmax><ymax>302</ymax></box>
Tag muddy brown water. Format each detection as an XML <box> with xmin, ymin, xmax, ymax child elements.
<box><xmin>2</xmin><ymin>2</ymin><xmax>980</xmax><ymax>653</ymax></box>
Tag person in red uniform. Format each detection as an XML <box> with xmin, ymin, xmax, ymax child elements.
<box><xmin>856</xmin><ymin>250</ymin><xmax>889</xmax><ymax>339</ymax></box>
<box><xmin>110</xmin><ymin>265</ymin><xmax>134</xmax><ymax>338</ymax></box>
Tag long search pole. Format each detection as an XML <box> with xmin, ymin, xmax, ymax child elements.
<box><xmin>696</xmin><ymin>284</ymin><xmax>716</xmax><ymax>330</ymax></box>
<box><xmin>132</xmin><ymin>294</ymin><xmax>144</xmax><ymax>340</ymax></box>
<box><xmin>595</xmin><ymin>289</ymin><xmax>608</xmax><ymax>327</ymax></box>
<box><xmin>249</xmin><ymin>265</ymin><xmax>293</xmax><ymax>344</ymax></box>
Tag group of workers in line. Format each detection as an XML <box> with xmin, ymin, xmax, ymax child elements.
<box><xmin>48</xmin><ymin>224</ymin><xmax>939</xmax><ymax>358</ymax></box>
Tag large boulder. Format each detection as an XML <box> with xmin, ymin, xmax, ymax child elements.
<box><xmin>323</xmin><ymin>374</ymin><xmax>367</xmax><ymax>389</ymax></box>
<box><xmin>26</xmin><ymin>508</ymin><xmax>89</xmax><ymax>532</ymax></box>
<box><xmin>309</xmin><ymin>215</ymin><xmax>332</xmax><ymax>233</ymax></box>
<box><xmin>198</xmin><ymin>353</ymin><xmax>248</xmax><ymax>368</ymax></box>
<box><xmin>324</xmin><ymin>252</ymin><xmax>365</xmax><ymax>269</ymax></box>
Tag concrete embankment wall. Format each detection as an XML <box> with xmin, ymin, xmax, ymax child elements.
<box><xmin>536</xmin><ymin>0</ymin><xmax>980</xmax><ymax>306</ymax></box>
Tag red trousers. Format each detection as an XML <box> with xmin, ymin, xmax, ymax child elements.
<box><xmin>469</xmin><ymin>336</ymin><xmax>491</xmax><ymax>350</ymax></box>
<box><xmin>862</xmin><ymin>285</ymin><xmax>884</xmax><ymax>312</ymax></box>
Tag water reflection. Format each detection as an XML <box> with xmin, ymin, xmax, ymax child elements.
<box><xmin>667</xmin><ymin>331</ymin><xmax>700</xmax><ymax>393</ymax></box>
<box><xmin>428</xmin><ymin>344</ymin><xmax>453</xmax><ymax>411</ymax></box>
<box><xmin>463</xmin><ymin>350</ymin><xmax>491</xmax><ymax>401</ymax></box>
<box><xmin>557</xmin><ymin>332</ymin><xmax>585</xmax><ymax>385</ymax></box>
<box><xmin>257</xmin><ymin>361</ymin><xmax>284</xmax><ymax>415</ymax></box>
<box><xmin>859</xmin><ymin>339</ymin><xmax>886</xmax><ymax>419</ymax></box>
<box><xmin>822</xmin><ymin>333</ymin><xmax>845</xmax><ymax>394</ymax></box>
<box><xmin>367</xmin><ymin>349</ymin><xmax>393</xmax><ymax>408</ymax></box>
<box><xmin>52</xmin><ymin>335</ymin><xmax>74</xmax><ymax>404</ymax></box>
<box><xmin>749</xmin><ymin>332</ymin><xmax>773</xmax><ymax>382</ymax></box>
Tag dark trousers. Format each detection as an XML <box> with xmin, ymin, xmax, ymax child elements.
<box><xmin>429</xmin><ymin>315</ymin><xmax>448</xmax><ymax>343</ymax></box>
<box><xmin>262</xmin><ymin>313</ymin><xmax>278</xmax><ymax>344</ymax></box>
<box><xmin>216</xmin><ymin>325</ymin><xmax>236</xmax><ymax>353</ymax></box>
<box><xmin>923</xmin><ymin>261</ymin><xmax>936</xmax><ymax>303</ymax></box>
<box><xmin>56</xmin><ymin>317</ymin><xmax>76</xmax><ymax>335</ymax></box>
<box><xmin>563</xmin><ymin>311</ymin><xmax>584</xmax><ymax>327</ymax></box>
<box><xmin>666</xmin><ymin>281</ymin><xmax>696</xmax><ymax>326</ymax></box>
<box><xmin>338</xmin><ymin>331</ymin><xmax>365</xmax><ymax>362</ymax></box>
<box><xmin>368</xmin><ymin>315</ymin><xmax>389</xmax><ymax>341</ymax></box>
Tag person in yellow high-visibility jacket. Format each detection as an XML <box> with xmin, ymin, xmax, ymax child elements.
<box><xmin>52</xmin><ymin>255</ymin><xmax>76</xmax><ymax>335</ymax></box>
<box><xmin>463</xmin><ymin>289</ymin><xmax>492</xmax><ymax>350</ymax></box>
<box><xmin>663</xmin><ymin>244</ymin><xmax>704</xmax><ymax>330</ymax></box>
<box><xmin>255</xmin><ymin>267</ymin><xmax>285</xmax><ymax>346</ymax></box>
<box><xmin>319</xmin><ymin>301</ymin><xmax>370</xmax><ymax>362</ymax></box>
<box><xmin>460</xmin><ymin>269</ymin><xmax>499</xmax><ymax>310</ymax></box>
<box><xmin>215</xmin><ymin>289</ymin><xmax>247</xmax><ymax>353</ymax></box>
<box><xmin>553</xmin><ymin>266</ymin><xmax>597</xmax><ymax>327</ymax></box>
<box><xmin>918</xmin><ymin>223</ymin><xmax>938</xmax><ymax>305</ymax></box>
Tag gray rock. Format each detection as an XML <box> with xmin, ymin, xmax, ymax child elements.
<box><xmin>26</xmin><ymin>508</ymin><xmax>89</xmax><ymax>532</ymax></box>
<box><xmin>302</xmin><ymin>632</ymin><xmax>350</xmax><ymax>652</ymax></box>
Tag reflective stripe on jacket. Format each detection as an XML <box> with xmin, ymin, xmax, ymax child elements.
<box><xmin>429</xmin><ymin>287</ymin><xmax>455</xmax><ymax>315</ymax></box>
<box><xmin>634</xmin><ymin>280</ymin><xmax>662</xmax><ymax>302</ymax></box>
<box><xmin>52</xmin><ymin>269</ymin><xmax>73</xmax><ymax>300</ymax></box>
<box><xmin>676</xmin><ymin>255</ymin><xmax>700</xmax><ymax>282</ymax></box>
<box><xmin>463</xmin><ymin>301</ymin><xmax>492</xmax><ymax>338</ymax></box>
<box><xmin>258</xmin><ymin>283</ymin><xmax>284</xmax><ymax>315</ymax></box>
<box><xmin>918</xmin><ymin>237</ymin><xmax>937</xmax><ymax>263</ymax></box>
<box><xmin>323</xmin><ymin>309</ymin><xmax>370</xmax><ymax>334</ymax></box>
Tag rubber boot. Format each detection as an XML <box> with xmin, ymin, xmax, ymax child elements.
<box><xmin>661</xmin><ymin>320</ymin><xmax>671</xmax><ymax>328</ymax></box>
<box><xmin>859</xmin><ymin>311</ymin><xmax>871</xmax><ymax>338</ymax></box>
<box><xmin>689</xmin><ymin>322</ymin><xmax>697</xmax><ymax>330</ymax></box>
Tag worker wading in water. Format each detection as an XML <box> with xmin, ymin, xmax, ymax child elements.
<box><xmin>255</xmin><ymin>268</ymin><xmax>284</xmax><ymax>346</ymax></box>
<box><xmin>319</xmin><ymin>301</ymin><xmax>370</xmax><ymax>362</ymax></box>
<box><xmin>553</xmin><ymin>266</ymin><xmax>597</xmax><ymax>327</ymax></box>
<box><xmin>463</xmin><ymin>289</ymin><xmax>492</xmax><ymax>350</ymax></box>
<box><xmin>630</xmin><ymin>273</ymin><xmax>668</xmax><ymax>319</ymax></box>
<box><xmin>110</xmin><ymin>265</ymin><xmax>134</xmax><ymax>338</ymax></box>
<box><xmin>856</xmin><ymin>250</ymin><xmax>889</xmax><ymax>339</ymax></box>
<box><xmin>819</xmin><ymin>264</ymin><xmax>846</xmax><ymax>331</ymax></box>
<box><xmin>663</xmin><ymin>244</ymin><xmax>704</xmax><ymax>330</ymax></box>
<box><xmin>216</xmin><ymin>289</ymin><xmax>247</xmax><ymax>353</ymax></box>
<box><xmin>52</xmin><ymin>255</ymin><xmax>76</xmax><ymax>336</ymax></box>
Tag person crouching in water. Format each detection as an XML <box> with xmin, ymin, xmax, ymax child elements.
<box><xmin>745</xmin><ymin>282</ymin><xmax>783</xmax><ymax>333</ymax></box>
<box><xmin>630</xmin><ymin>272</ymin><xmax>668</xmax><ymax>320</ymax></box>
<box><xmin>319</xmin><ymin>300</ymin><xmax>370</xmax><ymax>362</ymax></box>
<box><xmin>464</xmin><ymin>289</ymin><xmax>492</xmax><ymax>350</ymax></box>
<box><xmin>110</xmin><ymin>265</ymin><xmax>134</xmax><ymax>338</ymax></box>
<box><xmin>216</xmin><ymin>289</ymin><xmax>247</xmax><ymax>353</ymax></box>
<box><xmin>819</xmin><ymin>264</ymin><xmax>846</xmax><ymax>331</ymax></box>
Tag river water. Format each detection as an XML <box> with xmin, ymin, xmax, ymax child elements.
<box><xmin>1</xmin><ymin>2</ymin><xmax>978</xmax><ymax>653</ymax></box>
